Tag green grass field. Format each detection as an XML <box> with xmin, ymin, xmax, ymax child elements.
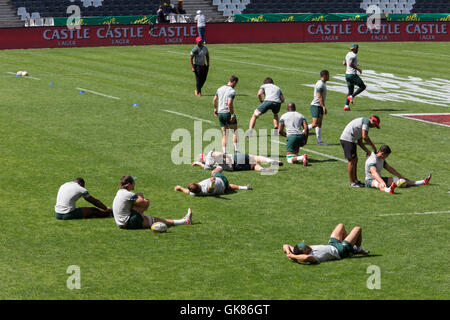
<box><xmin>0</xmin><ymin>42</ymin><xmax>448</xmax><ymax>300</ymax></box>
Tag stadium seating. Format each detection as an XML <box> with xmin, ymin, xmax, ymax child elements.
<box><xmin>10</xmin><ymin>0</ymin><xmax>162</xmax><ymax>18</ymax></box>
<box><xmin>9</xmin><ymin>0</ymin><xmax>450</xmax><ymax>21</ymax></box>
<box><xmin>241</xmin><ymin>0</ymin><xmax>448</xmax><ymax>14</ymax></box>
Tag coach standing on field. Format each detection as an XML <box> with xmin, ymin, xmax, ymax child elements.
<box><xmin>190</xmin><ymin>36</ymin><xmax>210</xmax><ymax>97</ymax></box>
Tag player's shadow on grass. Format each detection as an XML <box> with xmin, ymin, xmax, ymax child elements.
<box><xmin>348</xmin><ymin>254</ymin><xmax>383</xmax><ymax>259</ymax></box>
<box><xmin>307</xmin><ymin>158</ymin><xmax>339</xmax><ymax>164</ymax></box>
<box><xmin>358</xmin><ymin>108</ymin><xmax>406</xmax><ymax>112</ymax></box>
<box><xmin>292</xmin><ymin>254</ymin><xmax>383</xmax><ymax>265</ymax></box>
<box><xmin>310</xmin><ymin>143</ymin><xmax>341</xmax><ymax>146</ymax></box>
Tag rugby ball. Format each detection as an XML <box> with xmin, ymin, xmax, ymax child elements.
<box><xmin>151</xmin><ymin>222</ymin><xmax>168</xmax><ymax>233</ymax></box>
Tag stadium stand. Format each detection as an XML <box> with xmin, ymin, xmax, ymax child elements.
<box><xmin>241</xmin><ymin>0</ymin><xmax>449</xmax><ymax>14</ymax></box>
<box><xmin>3</xmin><ymin>0</ymin><xmax>449</xmax><ymax>27</ymax></box>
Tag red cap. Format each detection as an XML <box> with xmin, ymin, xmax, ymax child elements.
<box><xmin>195</xmin><ymin>36</ymin><xmax>203</xmax><ymax>43</ymax></box>
<box><xmin>370</xmin><ymin>116</ymin><xmax>380</xmax><ymax>129</ymax></box>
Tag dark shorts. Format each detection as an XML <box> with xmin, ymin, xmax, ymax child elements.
<box><xmin>233</xmin><ymin>153</ymin><xmax>252</xmax><ymax>171</ymax></box>
<box><xmin>122</xmin><ymin>210</ymin><xmax>144</xmax><ymax>229</ymax></box>
<box><xmin>310</xmin><ymin>105</ymin><xmax>324</xmax><ymax>119</ymax></box>
<box><xmin>328</xmin><ymin>237</ymin><xmax>353</xmax><ymax>259</ymax></box>
<box><xmin>218</xmin><ymin>113</ymin><xmax>237</xmax><ymax>127</ymax></box>
<box><xmin>365</xmin><ymin>177</ymin><xmax>389</xmax><ymax>188</ymax></box>
<box><xmin>286</xmin><ymin>134</ymin><xmax>306</xmax><ymax>153</ymax></box>
<box><xmin>345</xmin><ymin>74</ymin><xmax>365</xmax><ymax>87</ymax></box>
<box><xmin>55</xmin><ymin>208</ymin><xmax>83</xmax><ymax>220</ymax></box>
<box><xmin>257</xmin><ymin>101</ymin><xmax>281</xmax><ymax>115</ymax></box>
<box><xmin>213</xmin><ymin>172</ymin><xmax>230</xmax><ymax>190</ymax></box>
<box><xmin>340</xmin><ymin>139</ymin><xmax>357</xmax><ymax>160</ymax></box>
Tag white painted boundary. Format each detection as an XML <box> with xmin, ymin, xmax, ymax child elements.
<box><xmin>162</xmin><ymin>109</ymin><xmax>213</xmax><ymax>123</ymax></box>
<box><xmin>76</xmin><ymin>88</ymin><xmax>121</xmax><ymax>100</ymax></box>
<box><xmin>378</xmin><ymin>210</ymin><xmax>450</xmax><ymax>217</ymax></box>
<box><xmin>167</xmin><ymin>50</ymin><xmax>317</xmax><ymax>74</ymax></box>
<box><xmin>272</xmin><ymin>139</ymin><xmax>347</xmax><ymax>163</ymax></box>
<box><xmin>390</xmin><ymin>113</ymin><xmax>450</xmax><ymax>128</ymax></box>
<box><xmin>7</xmin><ymin>72</ymin><xmax>41</xmax><ymax>80</ymax></box>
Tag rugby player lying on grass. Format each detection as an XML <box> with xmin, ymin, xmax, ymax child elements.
<box><xmin>175</xmin><ymin>167</ymin><xmax>252</xmax><ymax>196</ymax></box>
<box><xmin>192</xmin><ymin>151</ymin><xmax>282</xmax><ymax>173</ymax></box>
<box><xmin>283</xmin><ymin>223</ymin><xmax>370</xmax><ymax>264</ymax></box>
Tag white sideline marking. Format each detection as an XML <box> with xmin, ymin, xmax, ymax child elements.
<box><xmin>76</xmin><ymin>88</ymin><xmax>120</xmax><ymax>100</ymax></box>
<box><xmin>167</xmin><ymin>50</ymin><xmax>316</xmax><ymax>74</ymax></box>
<box><xmin>7</xmin><ymin>72</ymin><xmax>41</xmax><ymax>80</ymax></box>
<box><xmin>272</xmin><ymin>139</ymin><xmax>347</xmax><ymax>163</ymax></box>
<box><xmin>378</xmin><ymin>210</ymin><xmax>450</xmax><ymax>217</ymax></box>
<box><xmin>162</xmin><ymin>109</ymin><xmax>213</xmax><ymax>123</ymax></box>
<box><xmin>390</xmin><ymin>113</ymin><xmax>450</xmax><ymax>128</ymax></box>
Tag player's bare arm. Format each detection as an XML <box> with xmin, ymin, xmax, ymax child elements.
<box><xmin>384</xmin><ymin>163</ymin><xmax>405</xmax><ymax>179</ymax></box>
<box><xmin>370</xmin><ymin>167</ymin><xmax>386</xmax><ymax>188</ymax></box>
<box><xmin>85</xmin><ymin>195</ymin><xmax>108</xmax><ymax>211</ymax></box>
<box><xmin>362</xmin><ymin>130</ymin><xmax>377</xmax><ymax>153</ymax></box>
<box><xmin>302</xmin><ymin>120</ymin><xmax>309</xmax><ymax>144</ymax></box>
<box><xmin>349</xmin><ymin>60</ymin><xmax>361</xmax><ymax>73</ymax></box>
<box><xmin>189</xmin><ymin>55</ymin><xmax>195</xmax><ymax>72</ymax></box>
<box><xmin>134</xmin><ymin>195</ymin><xmax>149</xmax><ymax>208</ymax></box>
<box><xmin>257</xmin><ymin>89</ymin><xmax>264</xmax><ymax>103</ymax></box>
<box><xmin>278</xmin><ymin>123</ymin><xmax>286</xmax><ymax>137</ymax></box>
<box><xmin>317</xmin><ymin>91</ymin><xmax>326</xmax><ymax>114</ymax></box>
<box><xmin>287</xmin><ymin>252</ymin><xmax>318</xmax><ymax>264</ymax></box>
<box><xmin>175</xmin><ymin>186</ymin><xmax>190</xmax><ymax>194</ymax></box>
<box><xmin>228</xmin><ymin>98</ymin><xmax>235</xmax><ymax>117</ymax></box>
<box><xmin>192</xmin><ymin>161</ymin><xmax>205</xmax><ymax>168</ymax></box>
<box><xmin>357</xmin><ymin>138</ymin><xmax>371</xmax><ymax>155</ymax></box>
<box><xmin>213</xmin><ymin>96</ymin><xmax>218</xmax><ymax>117</ymax></box>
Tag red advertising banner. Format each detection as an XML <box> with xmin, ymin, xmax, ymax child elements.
<box><xmin>0</xmin><ymin>22</ymin><xmax>448</xmax><ymax>50</ymax></box>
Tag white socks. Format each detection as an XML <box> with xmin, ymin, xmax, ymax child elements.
<box><xmin>308</xmin><ymin>124</ymin><xmax>313</xmax><ymax>130</ymax></box>
<box><xmin>316</xmin><ymin>127</ymin><xmax>322</xmax><ymax>142</ymax></box>
<box><xmin>173</xmin><ymin>218</ymin><xmax>187</xmax><ymax>226</ymax></box>
<box><xmin>415</xmin><ymin>180</ymin><xmax>425</xmax><ymax>186</ymax></box>
<box><xmin>238</xmin><ymin>186</ymin><xmax>249</xmax><ymax>190</ymax></box>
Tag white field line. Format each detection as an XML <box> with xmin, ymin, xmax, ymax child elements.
<box><xmin>7</xmin><ymin>72</ymin><xmax>41</xmax><ymax>80</ymax></box>
<box><xmin>378</xmin><ymin>210</ymin><xmax>450</xmax><ymax>217</ymax></box>
<box><xmin>390</xmin><ymin>113</ymin><xmax>450</xmax><ymax>128</ymax></box>
<box><xmin>167</xmin><ymin>50</ymin><xmax>317</xmax><ymax>74</ymax></box>
<box><xmin>272</xmin><ymin>139</ymin><xmax>347</xmax><ymax>163</ymax></box>
<box><xmin>76</xmin><ymin>88</ymin><xmax>120</xmax><ymax>100</ymax></box>
<box><xmin>162</xmin><ymin>109</ymin><xmax>213</xmax><ymax>123</ymax></box>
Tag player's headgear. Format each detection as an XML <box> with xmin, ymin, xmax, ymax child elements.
<box><xmin>293</xmin><ymin>241</ymin><xmax>307</xmax><ymax>255</ymax></box>
<box><xmin>370</xmin><ymin>116</ymin><xmax>380</xmax><ymax>129</ymax></box>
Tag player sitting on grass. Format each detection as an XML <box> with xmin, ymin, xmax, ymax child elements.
<box><xmin>54</xmin><ymin>177</ymin><xmax>112</xmax><ymax>220</ymax></box>
<box><xmin>282</xmin><ymin>223</ymin><xmax>370</xmax><ymax>264</ymax></box>
<box><xmin>113</xmin><ymin>174</ymin><xmax>193</xmax><ymax>229</ymax></box>
<box><xmin>174</xmin><ymin>167</ymin><xmax>252</xmax><ymax>196</ymax></box>
<box><xmin>192</xmin><ymin>151</ymin><xmax>282</xmax><ymax>173</ymax></box>
<box><xmin>364</xmin><ymin>145</ymin><xmax>432</xmax><ymax>194</ymax></box>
